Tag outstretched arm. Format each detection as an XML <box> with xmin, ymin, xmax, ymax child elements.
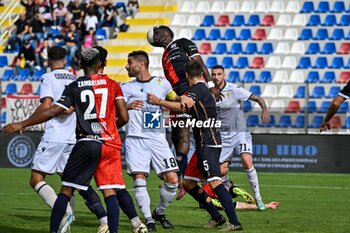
<box><xmin>320</xmin><ymin>96</ymin><xmax>345</xmax><ymax>132</ymax></box>
<box><xmin>249</xmin><ymin>94</ymin><xmax>270</xmax><ymax>124</ymax></box>
<box><xmin>147</xmin><ymin>93</ymin><xmax>193</xmax><ymax>113</ymax></box>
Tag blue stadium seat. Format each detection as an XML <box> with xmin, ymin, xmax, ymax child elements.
<box><xmin>297</xmin><ymin>57</ymin><xmax>312</xmax><ymax>69</ymax></box>
<box><xmin>227</xmin><ymin>71</ymin><xmax>240</xmax><ymax>82</ymax></box>
<box><xmin>343</xmin><ymin>117</ymin><xmax>350</xmax><ymax>128</ymax></box>
<box><xmin>347</xmin><ymin>31</ymin><xmax>350</xmax><ymax>40</ymax></box>
<box><xmin>212</xmin><ymin>43</ymin><xmax>228</xmax><ymax>54</ymax></box>
<box><xmin>300</xmin><ymin>1</ymin><xmax>315</xmax><ymax>13</ymax></box>
<box><xmin>305</xmin><ymin>71</ymin><xmax>320</xmax><ymax>83</ymax></box>
<box><xmin>231</xmin><ymin>15</ymin><xmax>245</xmax><ymax>26</ymax></box>
<box><xmin>337</xmin><ymin>102</ymin><xmax>349</xmax><ymax>113</ymax></box>
<box><xmin>221</xmin><ymin>57</ymin><xmax>234</xmax><ymax>68</ymax></box>
<box><xmin>330</xmin><ymin>57</ymin><xmax>344</xmax><ymax>69</ymax></box>
<box><xmin>330</xmin><ymin>29</ymin><xmax>345</xmax><ymax>40</ymax></box>
<box><xmin>237</xmin><ymin>29</ymin><xmax>251</xmax><ymax>40</ymax></box>
<box><xmin>96</xmin><ymin>29</ymin><xmax>107</xmax><ymax>40</ymax></box>
<box><xmin>246</xmin><ymin>15</ymin><xmax>260</xmax><ymax>26</ymax></box>
<box><xmin>306</xmin><ymin>43</ymin><xmax>321</xmax><ymax>54</ymax></box>
<box><xmin>205</xmin><ymin>57</ymin><xmax>218</xmax><ymax>68</ymax></box>
<box><xmin>249</xmin><ymin>85</ymin><xmax>261</xmax><ymax>96</ymax></box>
<box><xmin>316</xmin><ymin>1</ymin><xmax>330</xmax><ymax>13</ymax></box>
<box><xmin>345</xmin><ymin>58</ymin><xmax>350</xmax><ymax>68</ymax></box>
<box><xmin>32</xmin><ymin>69</ymin><xmax>45</xmax><ymax>81</ymax></box>
<box><xmin>298</xmin><ymin>29</ymin><xmax>313</xmax><ymax>40</ymax></box>
<box><xmin>2</xmin><ymin>83</ymin><xmax>18</xmax><ymax>95</ymax></box>
<box><xmin>243</xmin><ymin>43</ymin><xmax>258</xmax><ymax>54</ymax></box>
<box><xmin>313</xmin><ymin>57</ymin><xmax>328</xmax><ymax>69</ymax></box>
<box><xmin>320</xmin><ymin>71</ymin><xmax>336</xmax><ymax>83</ymax></box>
<box><xmin>222</xmin><ymin>29</ymin><xmax>236</xmax><ymax>40</ymax></box>
<box><xmin>242</xmin><ymin>71</ymin><xmax>255</xmax><ymax>83</ymax></box>
<box><xmin>314</xmin><ymin>29</ymin><xmax>329</xmax><ymax>40</ymax></box>
<box><xmin>48</xmin><ymin>28</ymin><xmax>60</xmax><ymax>39</ymax></box>
<box><xmin>16</xmin><ymin>69</ymin><xmax>30</xmax><ymax>81</ymax></box>
<box><xmin>309</xmin><ymin>116</ymin><xmax>323</xmax><ymax>128</ymax></box>
<box><xmin>207</xmin><ymin>29</ymin><xmax>221</xmax><ymax>40</ymax></box>
<box><xmin>247</xmin><ymin>115</ymin><xmax>259</xmax><ymax>127</ymax></box>
<box><xmin>0</xmin><ymin>56</ymin><xmax>8</xmax><ymax>67</ymax></box>
<box><xmin>200</xmin><ymin>15</ymin><xmax>215</xmax><ymax>26</ymax></box>
<box><xmin>115</xmin><ymin>1</ymin><xmax>125</xmax><ymax>8</ymax></box>
<box><xmin>192</xmin><ymin>29</ymin><xmax>206</xmax><ymax>40</ymax></box>
<box><xmin>2</xmin><ymin>69</ymin><xmax>14</xmax><ymax>81</ymax></box>
<box><xmin>318</xmin><ymin>101</ymin><xmax>331</xmax><ymax>113</ymax></box>
<box><xmin>66</xmin><ymin>55</ymin><xmax>71</xmax><ymax>67</ymax></box>
<box><xmin>338</xmin><ymin>15</ymin><xmax>350</xmax><ymax>26</ymax></box>
<box><xmin>310</xmin><ymin>86</ymin><xmax>325</xmax><ymax>98</ymax></box>
<box><xmin>302</xmin><ymin>101</ymin><xmax>317</xmax><ymax>113</ymax></box>
<box><xmin>306</xmin><ymin>15</ymin><xmax>321</xmax><ymax>26</ymax></box>
<box><xmin>261</xmin><ymin>115</ymin><xmax>275</xmax><ymax>127</ymax></box>
<box><xmin>331</xmin><ymin>1</ymin><xmax>346</xmax><ymax>12</ymax></box>
<box><xmin>234</xmin><ymin>57</ymin><xmax>249</xmax><ymax>68</ymax></box>
<box><xmin>293</xmin><ymin>115</ymin><xmax>305</xmax><ymax>128</ymax></box>
<box><xmin>277</xmin><ymin>115</ymin><xmax>292</xmax><ymax>128</ymax></box>
<box><xmin>229</xmin><ymin>43</ymin><xmax>243</xmax><ymax>54</ymax></box>
<box><xmin>1</xmin><ymin>112</ymin><xmax>6</xmax><ymax>124</ymax></box>
<box><xmin>243</xmin><ymin>101</ymin><xmax>252</xmax><ymax>112</ymax></box>
<box><xmin>34</xmin><ymin>85</ymin><xmax>41</xmax><ymax>95</ymax></box>
<box><xmin>259</xmin><ymin>43</ymin><xmax>273</xmax><ymax>54</ymax></box>
<box><xmin>321</xmin><ymin>42</ymin><xmax>336</xmax><ymax>54</ymax></box>
<box><xmin>322</xmin><ymin>15</ymin><xmax>337</xmax><ymax>26</ymax></box>
<box><xmin>256</xmin><ymin>71</ymin><xmax>272</xmax><ymax>83</ymax></box>
<box><xmin>326</xmin><ymin>86</ymin><xmax>341</xmax><ymax>98</ymax></box>
<box><xmin>294</xmin><ymin>86</ymin><xmax>305</xmax><ymax>98</ymax></box>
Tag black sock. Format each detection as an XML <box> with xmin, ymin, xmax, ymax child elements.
<box><xmin>105</xmin><ymin>195</ymin><xmax>120</xmax><ymax>233</ymax></box>
<box><xmin>213</xmin><ymin>184</ymin><xmax>240</xmax><ymax>225</ymax></box>
<box><xmin>50</xmin><ymin>193</ymin><xmax>70</xmax><ymax>232</ymax></box>
<box><xmin>229</xmin><ymin>185</ymin><xmax>238</xmax><ymax>198</ymax></box>
<box><xmin>176</xmin><ymin>152</ymin><xmax>188</xmax><ymax>179</ymax></box>
<box><xmin>79</xmin><ymin>185</ymin><xmax>107</xmax><ymax>220</ymax></box>
<box><xmin>188</xmin><ymin>185</ymin><xmax>222</xmax><ymax>221</ymax></box>
<box><xmin>116</xmin><ymin>189</ymin><xmax>137</xmax><ymax>220</ymax></box>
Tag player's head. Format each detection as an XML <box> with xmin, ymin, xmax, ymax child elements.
<box><xmin>125</xmin><ymin>50</ymin><xmax>149</xmax><ymax>77</ymax></box>
<box><xmin>185</xmin><ymin>60</ymin><xmax>202</xmax><ymax>81</ymax></box>
<box><xmin>48</xmin><ymin>46</ymin><xmax>67</xmax><ymax>68</ymax></box>
<box><xmin>92</xmin><ymin>45</ymin><xmax>108</xmax><ymax>68</ymax></box>
<box><xmin>147</xmin><ymin>25</ymin><xmax>174</xmax><ymax>48</ymax></box>
<box><xmin>80</xmin><ymin>48</ymin><xmax>101</xmax><ymax>73</ymax></box>
<box><xmin>211</xmin><ymin>65</ymin><xmax>226</xmax><ymax>87</ymax></box>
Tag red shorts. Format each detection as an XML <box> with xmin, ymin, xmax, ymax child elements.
<box><xmin>184</xmin><ymin>151</ymin><xmax>203</xmax><ymax>182</ymax></box>
<box><xmin>94</xmin><ymin>145</ymin><xmax>125</xmax><ymax>190</ymax></box>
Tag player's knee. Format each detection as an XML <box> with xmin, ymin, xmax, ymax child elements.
<box><xmin>164</xmin><ymin>172</ymin><xmax>178</xmax><ymax>184</ymax></box>
<box><xmin>241</xmin><ymin>155</ymin><xmax>253</xmax><ymax>170</ymax></box>
<box><xmin>209</xmin><ymin>179</ymin><xmax>222</xmax><ymax>190</ymax></box>
<box><xmin>102</xmin><ymin>188</ymin><xmax>117</xmax><ymax>198</ymax></box>
<box><xmin>183</xmin><ymin>179</ymin><xmax>196</xmax><ymax>191</ymax></box>
<box><xmin>220</xmin><ymin>162</ymin><xmax>229</xmax><ymax>176</ymax></box>
<box><xmin>29</xmin><ymin>172</ymin><xmax>44</xmax><ymax>189</ymax></box>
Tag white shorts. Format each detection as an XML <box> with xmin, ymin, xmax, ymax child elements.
<box><xmin>220</xmin><ymin>132</ymin><xmax>253</xmax><ymax>163</ymax></box>
<box><xmin>32</xmin><ymin>141</ymin><xmax>74</xmax><ymax>174</ymax></box>
<box><xmin>125</xmin><ymin>136</ymin><xmax>179</xmax><ymax>176</ymax></box>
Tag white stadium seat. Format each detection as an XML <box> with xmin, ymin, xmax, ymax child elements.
<box><xmin>266</xmin><ymin>56</ymin><xmax>282</xmax><ymax>68</ymax></box>
<box><xmin>282</xmin><ymin>56</ymin><xmax>297</xmax><ymax>69</ymax></box>
<box><xmin>240</xmin><ymin>1</ymin><xmax>254</xmax><ymax>13</ymax></box>
<box><xmin>289</xmin><ymin>70</ymin><xmax>305</xmax><ymax>83</ymax></box>
<box><xmin>187</xmin><ymin>15</ymin><xmax>201</xmax><ymax>26</ymax></box>
<box><xmin>196</xmin><ymin>1</ymin><xmax>210</xmax><ymax>13</ymax></box>
<box><xmin>276</xmin><ymin>14</ymin><xmax>292</xmax><ymax>26</ymax></box>
<box><xmin>275</xmin><ymin>42</ymin><xmax>290</xmax><ymax>54</ymax></box>
<box><xmin>268</xmin><ymin>28</ymin><xmax>283</xmax><ymax>40</ymax></box>
<box><xmin>273</xmin><ymin>70</ymin><xmax>289</xmax><ymax>83</ymax></box>
<box><xmin>278</xmin><ymin>85</ymin><xmax>294</xmax><ymax>98</ymax></box>
<box><xmin>284</xmin><ymin>28</ymin><xmax>299</xmax><ymax>40</ymax></box>
<box><xmin>255</xmin><ymin>1</ymin><xmax>270</xmax><ymax>13</ymax></box>
<box><xmin>171</xmin><ymin>14</ymin><xmax>186</xmax><ymax>26</ymax></box>
<box><xmin>292</xmin><ymin>14</ymin><xmax>307</xmax><ymax>26</ymax></box>
<box><xmin>177</xmin><ymin>28</ymin><xmax>192</xmax><ymax>39</ymax></box>
<box><xmin>225</xmin><ymin>1</ymin><xmax>240</xmax><ymax>13</ymax></box>
<box><xmin>290</xmin><ymin>42</ymin><xmax>306</xmax><ymax>54</ymax></box>
<box><xmin>270</xmin><ymin>1</ymin><xmax>285</xmax><ymax>13</ymax></box>
<box><xmin>180</xmin><ymin>1</ymin><xmax>195</xmax><ymax>13</ymax></box>
<box><xmin>261</xmin><ymin>85</ymin><xmax>278</xmax><ymax>97</ymax></box>
<box><xmin>211</xmin><ymin>1</ymin><xmax>225</xmax><ymax>13</ymax></box>
<box><xmin>285</xmin><ymin>1</ymin><xmax>301</xmax><ymax>13</ymax></box>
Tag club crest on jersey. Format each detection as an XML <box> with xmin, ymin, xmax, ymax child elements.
<box><xmin>143</xmin><ymin>110</ymin><xmax>161</xmax><ymax>129</ymax></box>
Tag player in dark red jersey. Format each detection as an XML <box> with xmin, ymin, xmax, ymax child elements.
<box><xmin>3</xmin><ymin>48</ymin><xmax>129</xmax><ymax>233</ymax></box>
<box><xmin>147</xmin><ymin>25</ymin><xmax>222</xmax><ymax>199</ymax></box>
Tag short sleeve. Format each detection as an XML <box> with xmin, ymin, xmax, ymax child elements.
<box><xmin>163</xmin><ymin>79</ymin><xmax>177</xmax><ymax>101</ymax></box>
<box><xmin>187</xmin><ymin>86</ymin><xmax>201</xmax><ymax>104</ymax></box>
<box><xmin>180</xmin><ymin>38</ymin><xmax>200</xmax><ymax>58</ymax></box>
<box><xmin>114</xmin><ymin>82</ymin><xmax>124</xmax><ymax>100</ymax></box>
<box><xmin>121</xmin><ymin>83</ymin><xmax>131</xmax><ymax>102</ymax></box>
<box><xmin>233</xmin><ymin>85</ymin><xmax>252</xmax><ymax>101</ymax></box>
<box><xmin>39</xmin><ymin>76</ymin><xmax>54</xmax><ymax>102</ymax></box>
<box><xmin>339</xmin><ymin>81</ymin><xmax>350</xmax><ymax>99</ymax></box>
<box><xmin>55</xmin><ymin>84</ymin><xmax>74</xmax><ymax>110</ymax></box>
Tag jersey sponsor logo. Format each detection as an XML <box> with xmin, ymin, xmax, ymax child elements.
<box><xmin>7</xmin><ymin>136</ymin><xmax>35</xmax><ymax>168</ymax></box>
<box><xmin>143</xmin><ymin>110</ymin><xmax>162</xmax><ymax>129</ymax></box>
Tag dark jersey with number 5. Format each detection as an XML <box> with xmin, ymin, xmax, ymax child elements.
<box><xmin>56</xmin><ymin>74</ymin><xmax>124</xmax><ymax>149</ymax></box>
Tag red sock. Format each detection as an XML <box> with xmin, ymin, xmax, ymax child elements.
<box><xmin>202</xmin><ymin>183</ymin><xmax>218</xmax><ymax>199</ymax></box>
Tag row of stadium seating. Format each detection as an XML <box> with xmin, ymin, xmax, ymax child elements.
<box><xmin>190</xmin><ymin>28</ymin><xmax>350</xmax><ymax>41</ymax></box>
<box><xmin>1</xmin><ymin>69</ymin><xmax>45</xmax><ymax>81</ymax></box>
<box><xmin>2</xmin><ymin>83</ymin><xmax>40</xmax><ymax>95</ymax></box>
<box><xmin>179</xmin><ymin>1</ymin><xmax>350</xmax><ymax>14</ymax></box>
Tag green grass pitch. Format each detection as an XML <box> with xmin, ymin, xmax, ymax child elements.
<box><xmin>0</xmin><ymin>168</ymin><xmax>349</xmax><ymax>233</ymax></box>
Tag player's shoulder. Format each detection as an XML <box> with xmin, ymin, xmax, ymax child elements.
<box><xmin>152</xmin><ymin>76</ymin><xmax>171</xmax><ymax>85</ymax></box>
<box><xmin>175</xmin><ymin>37</ymin><xmax>194</xmax><ymax>45</ymax></box>
<box><xmin>226</xmin><ymin>82</ymin><xmax>244</xmax><ymax>90</ymax></box>
<box><xmin>121</xmin><ymin>79</ymin><xmax>137</xmax><ymax>87</ymax></box>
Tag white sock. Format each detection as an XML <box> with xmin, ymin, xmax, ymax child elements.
<box><xmin>245</xmin><ymin>166</ymin><xmax>262</xmax><ymax>200</ymax></box>
<box><xmin>222</xmin><ymin>175</ymin><xmax>233</xmax><ymax>189</ymax></box>
<box><xmin>34</xmin><ymin>181</ymin><xmax>57</xmax><ymax>209</ymax></box>
<box><xmin>99</xmin><ymin>216</ymin><xmax>108</xmax><ymax>225</ymax></box>
<box><xmin>134</xmin><ymin>179</ymin><xmax>152</xmax><ymax>221</ymax></box>
<box><xmin>155</xmin><ymin>182</ymin><xmax>178</xmax><ymax>215</ymax></box>
<box><xmin>66</xmin><ymin>195</ymin><xmax>74</xmax><ymax>215</ymax></box>
<box><xmin>130</xmin><ymin>216</ymin><xmax>142</xmax><ymax>229</ymax></box>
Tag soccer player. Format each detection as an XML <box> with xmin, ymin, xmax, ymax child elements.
<box><xmin>147</xmin><ymin>60</ymin><xmax>242</xmax><ymax>231</ymax></box>
<box><xmin>3</xmin><ymin>48</ymin><xmax>128</xmax><ymax>233</ymax></box>
<box><xmin>211</xmin><ymin>65</ymin><xmax>270</xmax><ymax>210</ymax></box>
<box><xmin>122</xmin><ymin>50</ymin><xmax>188</xmax><ymax>231</ymax></box>
<box><xmin>93</xmin><ymin>45</ymin><xmax>147</xmax><ymax>233</ymax></box>
<box><xmin>148</xmin><ymin>25</ymin><xmax>221</xmax><ymax>199</ymax></box>
<box><xmin>320</xmin><ymin>82</ymin><xmax>350</xmax><ymax>132</ymax></box>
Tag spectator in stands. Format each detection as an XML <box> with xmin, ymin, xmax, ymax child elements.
<box><xmin>15</xmin><ymin>40</ymin><xmax>36</xmax><ymax>76</ymax></box>
<box><xmin>127</xmin><ymin>0</ymin><xmax>139</xmax><ymax>18</ymax></box>
<box><xmin>84</xmin><ymin>8</ymin><xmax>98</xmax><ymax>33</ymax></box>
<box><xmin>83</xmin><ymin>27</ymin><xmax>97</xmax><ymax>48</ymax></box>
<box><xmin>35</xmin><ymin>39</ymin><xmax>49</xmax><ymax>69</ymax></box>
<box><xmin>21</xmin><ymin>0</ymin><xmax>39</xmax><ymax>19</ymax></box>
<box><xmin>30</xmin><ymin>13</ymin><xmax>45</xmax><ymax>46</ymax></box>
<box><xmin>6</xmin><ymin>13</ymin><xmax>31</xmax><ymax>51</ymax></box>
<box><xmin>86</xmin><ymin>0</ymin><xmax>102</xmax><ymax>20</ymax></box>
<box><xmin>67</xmin><ymin>0</ymin><xmax>84</xmax><ymax>29</ymax></box>
<box><xmin>53</xmin><ymin>1</ymin><xmax>68</xmax><ymax>27</ymax></box>
<box><xmin>63</xmin><ymin>23</ymin><xmax>81</xmax><ymax>58</ymax></box>
<box><xmin>97</xmin><ymin>0</ymin><xmax>117</xmax><ymax>29</ymax></box>
<box><xmin>37</xmin><ymin>0</ymin><xmax>54</xmax><ymax>27</ymax></box>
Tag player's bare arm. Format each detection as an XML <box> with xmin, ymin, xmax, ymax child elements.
<box><xmin>115</xmin><ymin>99</ymin><xmax>129</xmax><ymax>129</ymax></box>
<box><xmin>147</xmin><ymin>93</ymin><xmax>193</xmax><ymax>112</ymax></box>
<box><xmin>2</xmin><ymin>105</ymin><xmax>65</xmax><ymax>135</ymax></box>
<box><xmin>249</xmin><ymin>94</ymin><xmax>270</xmax><ymax>124</ymax></box>
<box><xmin>127</xmin><ymin>100</ymin><xmax>144</xmax><ymax>110</ymax></box>
<box><xmin>320</xmin><ymin>95</ymin><xmax>345</xmax><ymax>132</ymax></box>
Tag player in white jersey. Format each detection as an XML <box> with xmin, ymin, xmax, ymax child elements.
<box><xmin>122</xmin><ymin>51</ymin><xmax>183</xmax><ymax>232</ymax></box>
<box><xmin>211</xmin><ymin>65</ymin><xmax>270</xmax><ymax>210</ymax></box>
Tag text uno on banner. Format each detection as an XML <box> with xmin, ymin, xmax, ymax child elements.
<box><xmin>6</xmin><ymin>95</ymin><xmax>44</xmax><ymax>131</ymax></box>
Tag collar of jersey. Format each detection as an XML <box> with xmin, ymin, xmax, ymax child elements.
<box><xmin>136</xmin><ymin>76</ymin><xmax>156</xmax><ymax>83</ymax></box>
